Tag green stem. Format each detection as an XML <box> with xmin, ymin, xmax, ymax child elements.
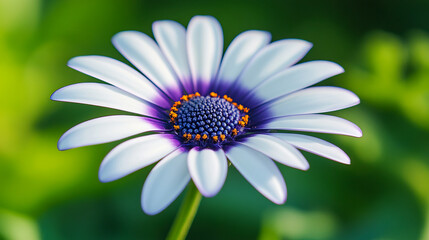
<box><xmin>166</xmin><ymin>182</ymin><xmax>202</xmax><ymax>240</ymax></box>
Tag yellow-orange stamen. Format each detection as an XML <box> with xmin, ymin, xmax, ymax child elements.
<box><xmin>195</xmin><ymin>134</ymin><xmax>201</xmax><ymax>141</ymax></box>
<box><xmin>180</xmin><ymin>95</ymin><xmax>189</xmax><ymax>101</ymax></box>
<box><xmin>232</xmin><ymin>128</ymin><xmax>238</xmax><ymax>136</ymax></box>
<box><xmin>210</xmin><ymin>92</ymin><xmax>218</xmax><ymax>97</ymax></box>
<box><xmin>242</xmin><ymin>115</ymin><xmax>249</xmax><ymax>124</ymax></box>
<box><xmin>213</xmin><ymin>136</ymin><xmax>219</xmax><ymax>142</ymax></box>
<box><xmin>174</xmin><ymin>125</ymin><xmax>180</xmax><ymax>130</ymax></box>
<box><xmin>202</xmin><ymin>134</ymin><xmax>208</xmax><ymax>140</ymax></box>
<box><xmin>220</xmin><ymin>134</ymin><xmax>226</xmax><ymax>141</ymax></box>
<box><xmin>169</xmin><ymin>111</ymin><xmax>177</xmax><ymax>118</ymax></box>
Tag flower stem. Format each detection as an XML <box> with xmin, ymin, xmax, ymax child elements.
<box><xmin>166</xmin><ymin>182</ymin><xmax>202</xmax><ymax>240</ymax></box>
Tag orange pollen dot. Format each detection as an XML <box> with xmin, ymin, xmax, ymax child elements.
<box><xmin>173</xmin><ymin>101</ymin><xmax>181</xmax><ymax>107</ymax></box>
<box><xmin>195</xmin><ymin>134</ymin><xmax>201</xmax><ymax>140</ymax></box>
<box><xmin>223</xmin><ymin>95</ymin><xmax>228</xmax><ymax>100</ymax></box>
<box><xmin>174</xmin><ymin>125</ymin><xmax>180</xmax><ymax>130</ymax></box>
<box><xmin>232</xmin><ymin>102</ymin><xmax>238</xmax><ymax>106</ymax></box>
<box><xmin>180</xmin><ymin>95</ymin><xmax>189</xmax><ymax>101</ymax></box>
<box><xmin>213</xmin><ymin>136</ymin><xmax>219</xmax><ymax>142</ymax></box>
<box><xmin>238</xmin><ymin>121</ymin><xmax>246</xmax><ymax>127</ymax></box>
<box><xmin>232</xmin><ymin>128</ymin><xmax>238</xmax><ymax>136</ymax></box>
<box><xmin>237</xmin><ymin>105</ymin><xmax>244</xmax><ymax>111</ymax></box>
<box><xmin>171</xmin><ymin>107</ymin><xmax>178</xmax><ymax>112</ymax></box>
<box><xmin>242</xmin><ymin>115</ymin><xmax>249</xmax><ymax>123</ymax></box>
<box><xmin>202</xmin><ymin>134</ymin><xmax>208</xmax><ymax>140</ymax></box>
<box><xmin>243</xmin><ymin>108</ymin><xmax>249</xmax><ymax>113</ymax></box>
<box><xmin>188</xmin><ymin>94</ymin><xmax>195</xmax><ymax>98</ymax></box>
<box><xmin>220</xmin><ymin>134</ymin><xmax>226</xmax><ymax>141</ymax></box>
<box><xmin>195</xmin><ymin>92</ymin><xmax>201</xmax><ymax>97</ymax></box>
<box><xmin>227</xmin><ymin>97</ymin><xmax>233</xmax><ymax>102</ymax></box>
<box><xmin>169</xmin><ymin>112</ymin><xmax>177</xmax><ymax>118</ymax></box>
<box><xmin>210</xmin><ymin>92</ymin><xmax>218</xmax><ymax>97</ymax></box>
<box><xmin>187</xmin><ymin>133</ymin><xmax>192</xmax><ymax>140</ymax></box>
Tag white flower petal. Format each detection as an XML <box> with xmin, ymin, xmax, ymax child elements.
<box><xmin>188</xmin><ymin>147</ymin><xmax>227</xmax><ymax>197</ymax></box>
<box><xmin>258</xmin><ymin>114</ymin><xmax>362</xmax><ymax>137</ymax></box>
<box><xmin>51</xmin><ymin>83</ymin><xmax>161</xmax><ymax>117</ymax></box>
<box><xmin>215</xmin><ymin>30</ymin><xmax>271</xmax><ymax>90</ymax></box>
<box><xmin>260</xmin><ymin>86</ymin><xmax>360</xmax><ymax>118</ymax></box>
<box><xmin>187</xmin><ymin>15</ymin><xmax>223</xmax><ymax>94</ymax></box>
<box><xmin>240</xmin><ymin>134</ymin><xmax>309</xmax><ymax>170</ymax></box>
<box><xmin>98</xmin><ymin>134</ymin><xmax>180</xmax><ymax>182</ymax></box>
<box><xmin>269</xmin><ymin>133</ymin><xmax>350</xmax><ymax>164</ymax></box>
<box><xmin>153</xmin><ymin>20</ymin><xmax>193</xmax><ymax>93</ymax></box>
<box><xmin>58</xmin><ymin>115</ymin><xmax>165</xmax><ymax>151</ymax></box>
<box><xmin>233</xmin><ymin>39</ymin><xmax>312</xmax><ymax>92</ymax></box>
<box><xmin>225</xmin><ymin>144</ymin><xmax>287</xmax><ymax>204</ymax></box>
<box><xmin>67</xmin><ymin>56</ymin><xmax>171</xmax><ymax>108</ymax></box>
<box><xmin>248</xmin><ymin>61</ymin><xmax>344</xmax><ymax>105</ymax></box>
<box><xmin>142</xmin><ymin>149</ymin><xmax>190</xmax><ymax>215</ymax></box>
<box><xmin>112</xmin><ymin>31</ymin><xmax>182</xmax><ymax>100</ymax></box>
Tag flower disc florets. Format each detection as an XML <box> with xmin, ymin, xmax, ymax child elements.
<box><xmin>169</xmin><ymin>92</ymin><xmax>249</xmax><ymax>147</ymax></box>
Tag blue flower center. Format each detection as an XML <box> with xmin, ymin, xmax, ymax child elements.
<box><xmin>169</xmin><ymin>92</ymin><xmax>249</xmax><ymax>147</ymax></box>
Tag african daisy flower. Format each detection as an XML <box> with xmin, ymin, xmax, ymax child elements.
<box><xmin>52</xmin><ymin>15</ymin><xmax>361</xmax><ymax>215</ymax></box>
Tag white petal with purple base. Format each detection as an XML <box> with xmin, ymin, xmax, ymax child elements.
<box><xmin>51</xmin><ymin>83</ymin><xmax>160</xmax><ymax>118</ymax></box>
<box><xmin>113</xmin><ymin>31</ymin><xmax>182</xmax><ymax>100</ymax></box>
<box><xmin>142</xmin><ymin>149</ymin><xmax>190</xmax><ymax>215</ymax></box>
<box><xmin>99</xmin><ymin>134</ymin><xmax>180</xmax><ymax>182</ymax></box>
<box><xmin>67</xmin><ymin>56</ymin><xmax>170</xmax><ymax>108</ymax></box>
<box><xmin>269</xmin><ymin>133</ymin><xmax>350</xmax><ymax>164</ymax></box>
<box><xmin>248</xmin><ymin>61</ymin><xmax>344</xmax><ymax>105</ymax></box>
<box><xmin>260</xmin><ymin>86</ymin><xmax>360</xmax><ymax>118</ymax></box>
<box><xmin>226</xmin><ymin>144</ymin><xmax>287</xmax><ymax>204</ymax></box>
<box><xmin>233</xmin><ymin>39</ymin><xmax>312</xmax><ymax>92</ymax></box>
<box><xmin>258</xmin><ymin>114</ymin><xmax>362</xmax><ymax>137</ymax></box>
<box><xmin>153</xmin><ymin>20</ymin><xmax>193</xmax><ymax>93</ymax></box>
<box><xmin>215</xmin><ymin>30</ymin><xmax>271</xmax><ymax>89</ymax></box>
<box><xmin>240</xmin><ymin>134</ymin><xmax>309</xmax><ymax>170</ymax></box>
<box><xmin>188</xmin><ymin>147</ymin><xmax>227</xmax><ymax>197</ymax></box>
<box><xmin>187</xmin><ymin>16</ymin><xmax>223</xmax><ymax>94</ymax></box>
<box><xmin>58</xmin><ymin>115</ymin><xmax>165</xmax><ymax>151</ymax></box>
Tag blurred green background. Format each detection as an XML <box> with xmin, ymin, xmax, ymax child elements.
<box><xmin>1</xmin><ymin>0</ymin><xmax>429</xmax><ymax>239</ymax></box>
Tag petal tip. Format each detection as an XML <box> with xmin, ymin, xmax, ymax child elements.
<box><xmin>98</xmin><ymin>174</ymin><xmax>111</xmax><ymax>183</ymax></box>
<box><xmin>50</xmin><ymin>89</ymin><xmax>60</xmax><ymax>101</ymax></box>
<box><xmin>272</xmin><ymin>192</ymin><xmax>287</xmax><ymax>205</ymax></box>
<box><xmin>57</xmin><ymin>142</ymin><xmax>68</xmax><ymax>151</ymax></box>
<box><xmin>141</xmin><ymin>201</ymin><xmax>162</xmax><ymax>216</ymax></box>
<box><xmin>198</xmin><ymin>187</ymin><xmax>219</xmax><ymax>198</ymax></box>
<box><xmin>98</xmin><ymin>166</ymin><xmax>115</xmax><ymax>183</ymax></box>
<box><xmin>355</xmin><ymin>128</ymin><xmax>363</xmax><ymax>138</ymax></box>
<box><xmin>111</xmin><ymin>30</ymin><xmax>140</xmax><ymax>46</ymax></box>
<box><xmin>302</xmin><ymin>163</ymin><xmax>310</xmax><ymax>171</ymax></box>
<box><xmin>298</xmin><ymin>39</ymin><xmax>313</xmax><ymax>50</ymax></box>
